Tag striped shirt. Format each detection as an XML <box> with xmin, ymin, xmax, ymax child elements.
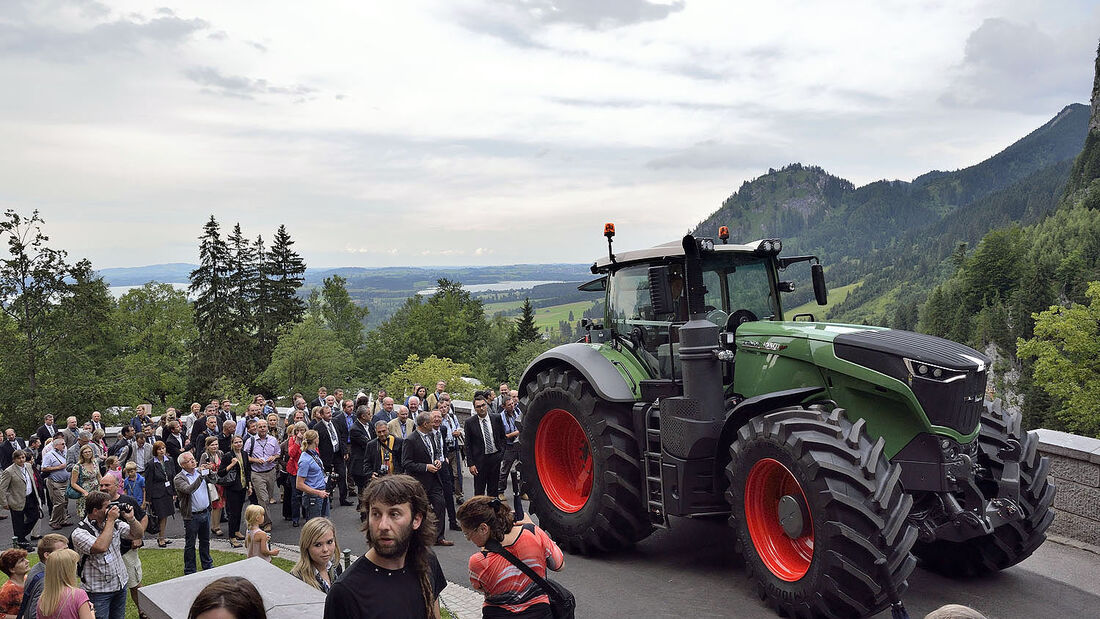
<box><xmin>468</xmin><ymin>525</ymin><xmax>565</xmax><ymax>615</ymax></box>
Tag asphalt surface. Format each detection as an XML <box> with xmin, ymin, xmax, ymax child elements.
<box><xmin>10</xmin><ymin>476</ymin><xmax>1099</xmax><ymax>619</ymax></box>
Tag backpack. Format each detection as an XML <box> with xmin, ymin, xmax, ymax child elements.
<box><xmin>68</xmin><ymin>520</ymin><xmax>98</xmax><ymax>579</ymax></box>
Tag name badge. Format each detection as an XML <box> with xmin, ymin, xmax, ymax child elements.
<box><xmin>165</xmin><ymin>481</ymin><xmax>172</xmax><ymax>488</ymax></box>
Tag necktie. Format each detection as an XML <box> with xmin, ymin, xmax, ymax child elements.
<box><xmin>482</xmin><ymin>417</ymin><xmax>495</xmax><ymax>454</ymax></box>
<box><xmin>327</xmin><ymin>422</ymin><xmax>338</xmax><ymax>447</ymax></box>
<box><xmin>422</xmin><ymin>433</ymin><xmax>435</xmax><ymax>461</ymax></box>
<box><xmin>432</xmin><ymin>430</ymin><xmax>442</xmax><ymax>458</ymax></box>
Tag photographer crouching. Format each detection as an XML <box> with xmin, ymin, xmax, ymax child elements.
<box><xmin>71</xmin><ymin>490</ymin><xmax>145</xmax><ymax>619</ymax></box>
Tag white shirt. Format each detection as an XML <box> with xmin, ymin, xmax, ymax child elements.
<box><xmin>183</xmin><ymin>469</ymin><xmax>211</xmax><ymax>512</ymax></box>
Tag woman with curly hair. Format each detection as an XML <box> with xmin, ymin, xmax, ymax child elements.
<box><xmin>68</xmin><ymin>445</ymin><xmax>100</xmax><ymax>519</ymax></box>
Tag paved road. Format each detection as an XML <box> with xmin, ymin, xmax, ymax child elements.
<box><xmin>10</xmin><ymin>475</ymin><xmax>1099</xmax><ymax>619</ymax></box>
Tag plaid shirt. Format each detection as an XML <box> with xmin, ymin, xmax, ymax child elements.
<box><xmin>71</xmin><ymin>517</ymin><xmax>131</xmax><ymax>593</ymax></box>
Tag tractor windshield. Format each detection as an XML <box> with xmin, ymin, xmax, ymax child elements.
<box><xmin>699</xmin><ymin>253</ymin><xmax>778</xmax><ymax>325</ymax></box>
<box><xmin>606</xmin><ymin>252</ymin><xmax>777</xmax><ymax>378</ymax></box>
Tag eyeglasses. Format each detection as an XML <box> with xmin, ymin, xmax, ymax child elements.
<box><xmin>474</xmin><ymin>403</ymin><xmax>487</xmax><ymax>409</ymax></box>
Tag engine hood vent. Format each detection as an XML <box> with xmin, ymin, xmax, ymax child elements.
<box><xmin>834</xmin><ymin>329</ymin><xmax>989</xmax><ymax>372</ymax></box>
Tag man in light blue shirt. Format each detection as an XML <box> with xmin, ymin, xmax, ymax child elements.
<box><xmin>173</xmin><ymin>451</ymin><xmax>213</xmax><ymax>574</ymax></box>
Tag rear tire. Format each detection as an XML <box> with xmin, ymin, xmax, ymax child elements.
<box><xmin>520</xmin><ymin>367</ymin><xmax>653</xmax><ymax>554</ymax></box>
<box><xmin>726</xmin><ymin>407</ymin><xmax>918</xmax><ymax>619</ymax></box>
<box><xmin>913</xmin><ymin>402</ymin><xmax>1055</xmax><ymax>577</ymax></box>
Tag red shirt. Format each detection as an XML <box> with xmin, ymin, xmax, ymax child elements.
<box><xmin>468</xmin><ymin>525</ymin><xmax>564</xmax><ymax>614</ymax></box>
<box><xmin>287</xmin><ymin>437</ymin><xmax>301</xmax><ymax>475</ymax></box>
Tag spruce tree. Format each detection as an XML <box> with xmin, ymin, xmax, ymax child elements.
<box><xmin>515</xmin><ymin>298</ymin><xmax>540</xmax><ymax>344</ymax></box>
<box><xmin>266</xmin><ymin>224</ymin><xmax>306</xmax><ymax>333</ymax></box>
<box><xmin>252</xmin><ymin>234</ymin><xmax>275</xmax><ymax>364</ymax></box>
<box><xmin>225</xmin><ymin>223</ymin><xmax>259</xmax><ymax>377</ymax></box>
<box><xmin>188</xmin><ymin>215</ymin><xmax>232</xmax><ymax>394</ymax></box>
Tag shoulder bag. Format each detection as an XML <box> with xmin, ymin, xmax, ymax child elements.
<box><xmin>485</xmin><ymin>531</ymin><xmax>575</xmax><ymax>619</ymax></box>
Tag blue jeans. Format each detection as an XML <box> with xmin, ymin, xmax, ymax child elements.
<box><xmin>301</xmin><ymin>492</ymin><xmax>329</xmax><ymax>520</ymax></box>
<box><xmin>87</xmin><ymin>588</ymin><xmax>126</xmax><ymax>619</ymax></box>
<box><xmin>184</xmin><ymin>510</ymin><xmax>213</xmax><ymax>574</ymax></box>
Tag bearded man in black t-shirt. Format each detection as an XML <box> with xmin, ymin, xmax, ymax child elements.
<box><xmin>324</xmin><ymin>474</ymin><xmax>446</xmax><ymax>619</ymax></box>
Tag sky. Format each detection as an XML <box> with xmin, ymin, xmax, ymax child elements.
<box><xmin>1</xmin><ymin>0</ymin><xmax>1097</xmax><ymax>270</ymax></box>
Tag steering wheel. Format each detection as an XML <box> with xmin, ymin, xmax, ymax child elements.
<box><xmin>705</xmin><ymin>308</ymin><xmax>729</xmax><ymax>327</ymax></box>
<box><xmin>725</xmin><ymin>309</ymin><xmax>758</xmax><ymax>332</ymax></box>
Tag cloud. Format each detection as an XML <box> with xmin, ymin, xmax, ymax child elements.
<box><xmin>939</xmin><ymin>17</ymin><xmax>1097</xmax><ymax>112</ymax></box>
<box><xmin>518</xmin><ymin>0</ymin><xmax>685</xmax><ymax>29</ymax></box>
<box><xmin>183</xmin><ymin>66</ymin><xmax>317</xmax><ymax>100</ymax></box>
<box><xmin>0</xmin><ymin>12</ymin><xmax>209</xmax><ymax>62</ymax></box>
<box><xmin>646</xmin><ymin>139</ymin><xmax>783</xmax><ymax>170</ymax></box>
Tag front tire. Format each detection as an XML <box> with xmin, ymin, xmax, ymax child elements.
<box><xmin>912</xmin><ymin>402</ymin><xmax>1055</xmax><ymax>576</ymax></box>
<box><xmin>520</xmin><ymin>367</ymin><xmax>652</xmax><ymax>554</ymax></box>
<box><xmin>726</xmin><ymin>407</ymin><xmax>918</xmax><ymax>618</ymax></box>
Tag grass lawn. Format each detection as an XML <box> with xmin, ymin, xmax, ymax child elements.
<box><xmin>3</xmin><ymin>547</ymin><xmax>451</xmax><ymax>619</ymax></box>
<box><xmin>532</xmin><ymin>300</ymin><xmax>594</xmax><ymax>331</ymax></box>
<box><xmin>784</xmin><ymin>280</ymin><xmax>862</xmax><ymax>320</ymax></box>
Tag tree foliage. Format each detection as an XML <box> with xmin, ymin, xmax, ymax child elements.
<box><xmin>1017</xmin><ymin>281</ymin><xmax>1100</xmax><ymax>437</ymax></box>
<box><xmin>258</xmin><ymin>317</ymin><xmax>357</xmax><ymax>398</ymax></box>
<box><xmin>321</xmin><ymin>275</ymin><xmax>368</xmax><ymax>354</ymax></box>
<box><xmin>115</xmin><ymin>283</ymin><xmax>197</xmax><ymax>407</ymax></box>
<box><xmin>514</xmin><ymin>298</ymin><xmax>540</xmax><ymax>344</ymax></box>
<box><xmin>380</xmin><ymin>354</ymin><xmax>475</xmax><ymax>402</ymax></box>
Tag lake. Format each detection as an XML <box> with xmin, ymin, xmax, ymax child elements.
<box><xmin>416</xmin><ymin>280</ymin><xmax>565</xmax><ymax>295</ymax></box>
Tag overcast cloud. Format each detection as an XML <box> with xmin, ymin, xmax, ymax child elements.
<box><xmin>0</xmin><ymin>0</ymin><xmax>1096</xmax><ymax>269</ymax></box>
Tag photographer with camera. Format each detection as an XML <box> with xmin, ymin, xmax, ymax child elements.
<box><xmin>295</xmin><ymin>430</ymin><xmax>330</xmax><ymax>521</ymax></box>
<box><xmin>70</xmin><ymin>491</ymin><xmax>145</xmax><ymax>619</ymax></box>
<box><xmin>98</xmin><ymin>474</ymin><xmax>148</xmax><ymax>619</ymax></box>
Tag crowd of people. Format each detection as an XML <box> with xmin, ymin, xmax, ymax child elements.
<box><xmin>0</xmin><ymin>380</ymin><xmax>569</xmax><ymax>619</ymax></box>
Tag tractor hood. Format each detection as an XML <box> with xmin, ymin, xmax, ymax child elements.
<box><xmin>734</xmin><ymin>321</ymin><xmax>990</xmax><ymax>372</ymax></box>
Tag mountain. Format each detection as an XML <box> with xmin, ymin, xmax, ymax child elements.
<box><xmin>692</xmin><ymin>103</ymin><xmax>1090</xmax><ymax>315</ymax></box>
<box><xmin>97</xmin><ymin>263</ymin><xmax>197</xmax><ymax>286</ymax></box>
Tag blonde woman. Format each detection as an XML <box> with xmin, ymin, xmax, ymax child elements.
<box><xmin>199</xmin><ymin>436</ymin><xmax>225</xmax><ymax>537</ymax></box>
<box><xmin>69</xmin><ymin>445</ymin><xmax>100</xmax><ymax>519</ymax></box>
<box><xmin>36</xmin><ymin>548</ymin><xmax>93</xmax><ymax>619</ymax></box>
<box><xmin>289</xmin><ymin>517</ymin><xmax>341</xmax><ymax>593</ymax></box>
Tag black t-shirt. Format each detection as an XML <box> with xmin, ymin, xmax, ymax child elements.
<box><xmin>115</xmin><ymin>494</ymin><xmax>146</xmax><ymax>554</ymax></box>
<box><xmin>324</xmin><ymin>552</ymin><xmax>447</xmax><ymax>619</ymax></box>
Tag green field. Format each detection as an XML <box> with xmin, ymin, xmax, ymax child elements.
<box><xmin>784</xmin><ymin>280</ymin><xmax>862</xmax><ymax>320</ymax></box>
<box><xmin>482</xmin><ymin>299</ymin><xmax>529</xmax><ymax>315</ymax></box>
<box><xmin>533</xmin><ymin>300</ymin><xmax>595</xmax><ymax>330</ymax></box>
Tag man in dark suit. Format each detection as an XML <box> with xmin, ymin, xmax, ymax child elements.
<box><xmin>309</xmin><ymin>387</ymin><xmax>328</xmax><ymax>412</ymax></box>
<box><xmin>36</xmin><ymin>414</ymin><xmax>57</xmax><ymax>445</ymax></box>
<box><xmin>347</xmin><ymin>407</ymin><xmax>376</xmax><ymax>489</ymax></box>
<box><xmin>401</xmin><ymin>411</ymin><xmax>453</xmax><ymax>546</ymax></box>
<box><xmin>165</xmin><ymin>421</ymin><xmax>185</xmax><ymax>463</ymax></box>
<box><xmin>315</xmin><ymin>406</ymin><xmax>352</xmax><ymax>506</ymax></box>
<box><xmin>0</xmin><ymin>428</ymin><xmax>28</xmax><ymax>470</ymax></box>
<box><xmin>216</xmin><ymin>400</ymin><xmax>236</xmax><ymax>427</ymax></box>
<box><xmin>89</xmin><ymin>411</ymin><xmax>105</xmax><ymax>434</ymax></box>
<box><xmin>463</xmin><ymin>394</ymin><xmax>507</xmax><ymax>497</ymax></box>
<box><xmin>364</xmin><ymin>421</ymin><xmax>400</xmax><ymax>478</ymax></box>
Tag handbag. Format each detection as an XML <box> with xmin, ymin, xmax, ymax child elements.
<box><xmin>485</xmin><ymin>527</ymin><xmax>575</xmax><ymax>619</ymax></box>
<box><xmin>66</xmin><ymin>484</ymin><xmax>82</xmax><ymax>500</ymax></box>
<box><xmin>217</xmin><ymin>458</ymin><xmax>239</xmax><ymax>485</ymax></box>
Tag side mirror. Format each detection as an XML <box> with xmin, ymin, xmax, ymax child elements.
<box><xmin>648</xmin><ymin>266</ymin><xmax>674</xmax><ymax>315</ymax></box>
<box><xmin>812</xmin><ymin>263</ymin><xmax>828</xmax><ymax>305</ymax></box>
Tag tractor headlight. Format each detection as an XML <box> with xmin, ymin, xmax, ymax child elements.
<box><xmin>903</xmin><ymin>358</ymin><xmax>966</xmax><ymax>383</ymax></box>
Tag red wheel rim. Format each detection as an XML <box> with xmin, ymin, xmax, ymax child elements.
<box><xmin>535</xmin><ymin>408</ymin><xmax>593</xmax><ymax>513</ymax></box>
<box><xmin>744</xmin><ymin>458</ymin><xmax>814</xmax><ymax>581</ymax></box>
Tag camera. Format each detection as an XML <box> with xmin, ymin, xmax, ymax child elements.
<box><xmin>109</xmin><ymin>501</ymin><xmax>133</xmax><ymax>514</ymax></box>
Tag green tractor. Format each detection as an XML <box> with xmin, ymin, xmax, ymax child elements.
<box><xmin>517</xmin><ymin>226</ymin><xmax>1055</xmax><ymax>618</ymax></box>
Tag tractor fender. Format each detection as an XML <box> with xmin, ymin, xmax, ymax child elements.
<box><xmin>712</xmin><ymin>386</ymin><xmax>826</xmax><ymax>481</ymax></box>
<box><xmin>519</xmin><ymin>343</ymin><xmax>637</xmax><ymax>403</ymax></box>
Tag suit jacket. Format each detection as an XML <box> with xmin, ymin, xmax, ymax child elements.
<box><xmin>145</xmin><ymin>457</ymin><xmax>175</xmax><ymax>501</ymax></box>
<box><xmin>400</xmin><ymin>430</ymin><xmax>443</xmax><ymax>491</ymax></box>
<box><xmin>61</xmin><ymin>428</ymin><xmax>79</xmax><ymax>448</ymax></box>
<box><xmin>387</xmin><ymin>418</ymin><xmax>416</xmax><ymax>441</ymax></box>
<box><xmin>309</xmin><ymin>397</ymin><xmax>325</xmax><ymax>411</ymax></box>
<box><xmin>173</xmin><ymin>469</ymin><xmax>210</xmax><ymax>521</ymax></box>
<box><xmin>165</xmin><ymin>434</ymin><xmax>184</xmax><ymax>463</ymax></box>
<box><xmin>464</xmin><ymin>413</ymin><xmax>507</xmax><ymax>468</ymax></box>
<box><xmin>0</xmin><ymin>463</ymin><xmax>34</xmax><ymax>512</ymax></box>
<box><xmin>332</xmin><ymin>412</ymin><xmax>353</xmax><ymax>446</ymax></box>
<box><xmin>36</xmin><ymin>424</ymin><xmax>57</xmax><ymax>445</ymax></box>
<box><xmin>130</xmin><ymin>416</ymin><xmax>153</xmax><ymax>435</ymax></box>
<box><xmin>0</xmin><ymin>440</ymin><xmax>25</xmax><ymax>470</ymax></box>
<box><xmin>365</xmin><ymin>436</ymin><xmax>401</xmax><ymax>477</ymax></box>
<box><xmin>348</xmin><ymin>421</ymin><xmax>375</xmax><ymax>478</ymax></box>
<box><xmin>315</xmin><ymin>420</ymin><xmax>344</xmax><ymax>470</ymax></box>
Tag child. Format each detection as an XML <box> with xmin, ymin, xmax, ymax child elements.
<box><xmin>122</xmin><ymin>461</ymin><xmax>146</xmax><ymax>509</ymax></box>
<box><xmin>103</xmin><ymin>456</ymin><xmax>124</xmax><ymax>485</ymax></box>
<box><xmin>245</xmin><ymin>504</ymin><xmax>280</xmax><ymax>562</ymax></box>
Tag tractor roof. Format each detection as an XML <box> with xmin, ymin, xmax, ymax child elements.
<box><xmin>593</xmin><ymin>238</ymin><xmax>762</xmax><ymax>271</ymax></box>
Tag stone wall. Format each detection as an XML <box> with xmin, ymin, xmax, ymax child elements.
<box><xmin>1035</xmin><ymin>428</ymin><xmax>1100</xmax><ymax>548</ymax></box>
